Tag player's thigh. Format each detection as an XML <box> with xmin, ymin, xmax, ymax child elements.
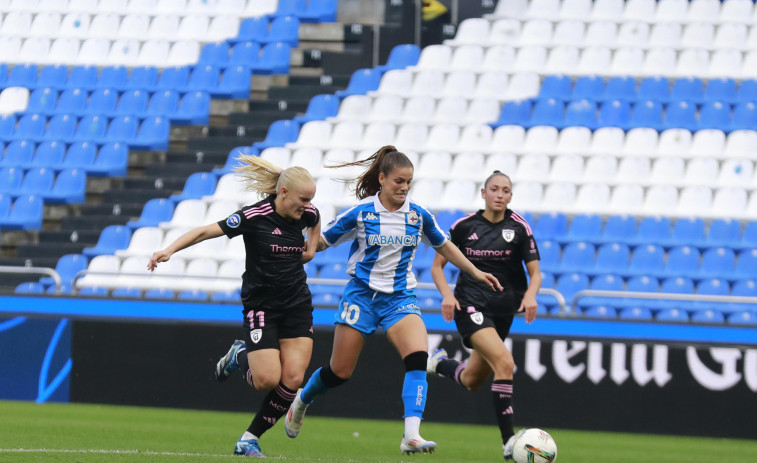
<box><xmin>279</xmin><ymin>337</ymin><xmax>313</xmax><ymax>388</ymax></box>
<box><xmin>247</xmin><ymin>348</ymin><xmax>283</xmax><ymax>390</ymax></box>
<box><xmin>469</xmin><ymin>327</ymin><xmax>514</xmax><ymax>377</ymax></box>
<box><xmin>329</xmin><ymin>323</ymin><xmax>366</xmax><ymax>379</ymax></box>
<box><xmin>386</xmin><ymin>313</ymin><xmax>428</xmax><ymax>358</ymax></box>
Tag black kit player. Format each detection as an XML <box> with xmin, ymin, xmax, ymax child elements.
<box><xmin>148</xmin><ymin>156</ymin><xmax>320</xmax><ymax>458</ymax></box>
<box><xmin>427</xmin><ymin>170</ymin><xmax>542</xmax><ymax>460</ymax></box>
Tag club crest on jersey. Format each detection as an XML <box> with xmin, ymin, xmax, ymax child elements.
<box><xmin>470</xmin><ymin>312</ymin><xmax>484</xmax><ymax>325</ymax></box>
<box><xmin>502</xmin><ymin>229</ymin><xmax>515</xmax><ymax>242</ymax></box>
<box><xmin>406</xmin><ymin>210</ymin><xmax>419</xmax><ymax>225</ymax></box>
<box><xmin>250</xmin><ymin>329</ymin><xmax>263</xmax><ymax>344</ymax></box>
<box><xmin>226</xmin><ymin>213</ymin><xmax>241</xmax><ymax>228</ymax></box>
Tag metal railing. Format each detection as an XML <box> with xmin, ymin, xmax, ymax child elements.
<box><xmin>0</xmin><ymin>266</ymin><xmax>62</xmax><ymax>294</ymax></box>
<box><xmin>571</xmin><ymin>289</ymin><xmax>757</xmax><ymax>314</ymax></box>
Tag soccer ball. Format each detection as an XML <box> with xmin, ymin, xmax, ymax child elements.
<box><xmin>511</xmin><ymin>428</ymin><xmax>558</xmax><ymax>463</ymax></box>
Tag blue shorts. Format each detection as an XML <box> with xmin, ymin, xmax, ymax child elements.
<box><xmin>334</xmin><ymin>279</ymin><xmax>422</xmax><ymax>336</ymax></box>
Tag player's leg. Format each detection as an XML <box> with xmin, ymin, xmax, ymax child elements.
<box><xmin>234</xmin><ymin>348</ymin><xmax>281</xmax><ymax>457</ymax></box>
<box><xmin>385</xmin><ymin>313</ymin><xmax>437</xmax><ymax>454</ymax></box>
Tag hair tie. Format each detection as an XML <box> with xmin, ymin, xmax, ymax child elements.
<box><xmin>280</xmin><ymin>169</ymin><xmax>284</xmax><ymax>174</ymax></box>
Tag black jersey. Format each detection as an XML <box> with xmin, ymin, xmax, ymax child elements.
<box><xmin>449</xmin><ymin>209</ymin><xmax>539</xmax><ymax>313</ymax></box>
<box><xmin>217</xmin><ymin>195</ymin><xmax>319</xmax><ymax>303</ymax></box>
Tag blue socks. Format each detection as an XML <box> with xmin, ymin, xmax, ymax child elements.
<box><xmin>401</xmin><ymin>370</ymin><xmax>428</xmax><ymax>418</ymax></box>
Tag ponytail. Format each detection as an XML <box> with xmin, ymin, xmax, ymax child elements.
<box><xmin>326</xmin><ymin>145</ymin><xmax>413</xmax><ymax>199</ymax></box>
<box><xmin>234</xmin><ymin>154</ymin><xmax>314</xmax><ymax>196</ymax></box>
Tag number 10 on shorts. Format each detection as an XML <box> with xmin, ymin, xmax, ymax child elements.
<box><xmin>340</xmin><ymin>302</ymin><xmax>360</xmax><ymax>325</ymax></box>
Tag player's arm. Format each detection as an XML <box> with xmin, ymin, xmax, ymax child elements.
<box><xmin>519</xmin><ymin>260</ymin><xmax>542</xmax><ymax>324</ymax></box>
<box><xmin>436</xmin><ymin>241</ymin><xmax>503</xmax><ymax>292</ymax></box>
<box><xmin>302</xmin><ymin>219</ymin><xmax>322</xmax><ymax>263</ymax></box>
<box><xmin>148</xmin><ymin>223</ymin><xmax>224</xmax><ymax>271</ymax></box>
<box><xmin>430</xmin><ymin>252</ymin><xmax>459</xmax><ymax>322</ymax></box>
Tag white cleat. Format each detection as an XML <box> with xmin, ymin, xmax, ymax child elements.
<box><xmin>504</xmin><ymin>429</ymin><xmax>526</xmax><ymax>460</ymax></box>
<box><xmin>400</xmin><ymin>434</ymin><xmax>438</xmax><ymax>454</ymax></box>
<box><xmin>284</xmin><ymin>388</ymin><xmax>308</xmax><ymax>438</ymax></box>
<box><xmin>427</xmin><ymin>348</ymin><xmax>448</xmax><ymax>376</ymax></box>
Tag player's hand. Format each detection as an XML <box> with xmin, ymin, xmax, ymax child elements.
<box><xmin>518</xmin><ymin>294</ymin><xmax>538</xmax><ymax>324</ymax></box>
<box><xmin>147</xmin><ymin>250</ymin><xmax>171</xmax><ymax>271</ymax></box>
<box><xmin>440</xmin><ymin>295</ymin><xmax>460</xmax><ymax>322</ymax></box>
<box><xmin>476</xmin><ymin>271</ymin><xmax>503</xmax><ymax>292</ymax></box>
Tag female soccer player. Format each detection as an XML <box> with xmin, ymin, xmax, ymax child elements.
<box><xmin>148</xmin><ymin>155</ymin><xmax>320</xmax><ymax>458</ymax></box>
<box><xmin>283</xmin><ymin>145</ymin><xmax>502</xmax><ymax>454</ymax></box>
<box><xmin>426</xmin><ymin>170</ymin><xmax>541</xmax><ymax>460</ymax></box>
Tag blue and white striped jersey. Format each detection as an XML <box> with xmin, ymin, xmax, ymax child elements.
<box><xmin>322</xmin><ymin>194</ymin><xmax>448</xmax><ymax>293</ymax></box>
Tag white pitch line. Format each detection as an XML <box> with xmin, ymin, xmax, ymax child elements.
<box><xmin>0</xmin><ymin>448</ymin><xmax>368</xmax><ymax>462</ymax></box>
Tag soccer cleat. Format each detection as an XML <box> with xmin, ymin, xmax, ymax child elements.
<box><xmin>427</xmin><ymin>348</ymin><xmax>448</xmax><ymax>376</ymax></box>
<box><xmin>233</xmin><ymin>438</ymin><xmax>265</xmax><ymax>457</ymax></box>
<box><xmin>400</xmin><ymin>434</ymin><xmax>438</xmax><ymax>454</ymax></box>
<box><xmin>503</xmin><ymin>435</ymin><xmax>515</xmax><ymax>460</ymax></box>
<box><xmin>284</xmin><ymin>388</ymin><xmax>307</xmax><ymax>438</ymax></box>
<box><xmin>215</xmin><ymin>339</ymin><xmax>245</xmax><ymax>381</ymax></box>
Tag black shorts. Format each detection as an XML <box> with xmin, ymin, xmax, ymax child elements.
<box><xmin>453</xmin><ymin>301</ymin><xmax>515</xmax><ymax>349</ymax></box>
<box><xmin>241</xmin><ymin>286</ymin><xmax>314</xmax><ymax>351</ymax></box>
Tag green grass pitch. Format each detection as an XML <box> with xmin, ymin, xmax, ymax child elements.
<box><xmin>1</xmin><ymin>400</ymin><xmax>756</xmax><ymax>462</ymax></box>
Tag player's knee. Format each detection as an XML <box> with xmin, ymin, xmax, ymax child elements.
<box><xmin>252</xmin><ymin>371</ymin><xmax>280</xmax><ymax>391</ymax></box>
<box><xmin>403</xmin><ymin>351</ymin><xmax>428</xmax><ymax>372</ymax></box>
<box><xmin>491</xmin><ymin>356</ymin><xmax>515</xmax><ymax>377</ymax></box>
<box><xmin>322</xmin><ymin>365</ymin><xmax>350</xmax><ymax>386</ymax></box>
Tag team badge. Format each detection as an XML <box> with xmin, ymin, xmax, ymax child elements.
<box><xmin>250</xmin><ymin>329</ymin><xmax>263</xmax><ymax>344</ymax></box>
<box><xmin>470</xmin><ymin>312</ymin><xmax>484</xmax><ymax>325</ymax></box>
<box><xmin>406</xmin><ymin>210</ymin><xmax>419</xmax><ymax>225</ymax></box>
<box><xmin>502</xmin><ymin>229</ymin><xmax>515</xmax><ymax>242</ymax></box>
<box><xmin>226</xmin><ymin>213</ymin><xmax>241</xmax><ymax>228</ymax></box>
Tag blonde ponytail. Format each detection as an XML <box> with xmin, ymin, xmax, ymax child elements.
<box><xmin>234</xmin><ymin>153</ymin><xmax>314</xmax><ymax>196</ymax></box>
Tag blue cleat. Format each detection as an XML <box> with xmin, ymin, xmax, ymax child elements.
<box><xmin>215</xmin><ymin>340</ymin><xmax>245</xmax><ymax>381</ymax></box>
<box><xmin>234</xmin><ymin>438</ymin><xmax>265</xmax><ymax>457</ymax></box>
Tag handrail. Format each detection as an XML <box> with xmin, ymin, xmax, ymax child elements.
<box><xmin>571</xmin><ymin>289</ymin><xmax>757</xmax><ymax>313</ymax></box>
<box><xmin>0</xmin><ymin>266</ymin><xmax>62</xmax><ymax>293</ymax></box>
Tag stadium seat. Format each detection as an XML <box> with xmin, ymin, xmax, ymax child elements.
<box><xmin>253</xmin><ymin>119</ymin><xmax>300</xmax><ymax>150</ymax></box>
<box><xmin>24</xmin><ymin>88</ymin><xmax>58</xmax><ymax>115</ymax></box>
<box><xmin>233</xmin><ymin>17</ymin><xmax>268</xmax><ymax>43</ymax></box>
<box><xmin>659</xmin><ymin>276</ymin><xmax>696</xmax><ymax>311</ymax></box>
<box><xmin>41</xmin><ymin>116</ymin><xmax>76</xmax><ymax>143</ymax></box>
<box><xmin>250</xmin><ymin>42</ymin><xmax>292</xmax><ymax>75</ymax></box>
<box><xmin>143</xmin><ymin>90</ymin><xmax>180</xmax><ymax>119</ymax></box>
<box><xmin>263</xmin><ymin>15</ymin><xmax>299</xmax><ymax>46</ymax></box>
<box><xmin>173</xmin><ymin>91</ymin><xmax>211</xmax><ymax>125</ymax></box>
<box><xmin>44</xmin><ymin>168</ymin><xmax>86</xmax><ymax>203</ymax></box>
<box><xmin>89</xmin><ymin>142</ymin><xmax>128</xmax><ymax>177</ymax></box>
<box><xmin>39</xmin><ymin>253</ymin><xmax>88</xmax><ymax>290</ymax></box>
<box><xmin>83</xmin><ymin>224</ymin><xmax>132</xmax><ymax>257</ymax></box>
<box><xmin>593</xmin><ymin>243</ymin><xmax>630</xmax><ymax>275</ymax></box>
<box><xmin>375</xmin><ymin>44</ymin><xmax>421</xmax><ymax>73</ymax></box>
<box><xmin>13</xmin><ymin>114</ymin><xmax>47</xmax><ymax>141</ymax></box>
<box><xmin>0</xmin><ymin>194</ymin><xmax>44</xmax><ymax>230</ymax></box>
<box><xmin>213</xmin><ymin>66</ymin><xmax>252</xmax><ymax>100</ymax></box>
<box><xmin>559</xmin><ymin>242</ymin><xmax>595</xmax><ymax>273</ymax></box>
<box><xmin>602</xmin><ymin>215</ymin><xmax>637</xmax><ymax>244</ymax></box>
<box><xmin>181</xmin><ymin>65</ymin><xmax>220</xmax><ymax>93</ymax></box>
<box><xmin>170</xmin><ymin>172</ymin><xmax>218</xmax><ymax>202</ymax></box>
<box><xmin>132</xmin><ymin>116</ymin><xmax>170</xmax><ymax>151</ymax></box>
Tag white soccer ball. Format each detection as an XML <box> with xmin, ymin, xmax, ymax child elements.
<box><xmin>512</xmin><ymin>428</ymin><xmax>558</xmax><ymax>463</ymax></box>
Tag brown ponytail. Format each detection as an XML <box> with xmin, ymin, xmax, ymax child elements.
<box><xmin>326</xmin><ymin>145</ymin><xmax>414</xmax><ymax>199</ymax></box>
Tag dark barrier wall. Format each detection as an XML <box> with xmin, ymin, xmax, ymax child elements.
<box><xmin>69</xmin><ymin>320</ymin><xmax>757</xmax><ymax>439</ymax></box>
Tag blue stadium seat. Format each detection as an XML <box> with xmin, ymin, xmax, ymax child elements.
<box><xmin>316</xmin><ymin>244</ymin><xmax>351</xmax><ymax>266</ymax></box>
<box><xmin>662</xmin><ymin>100</ymin><xmax>697</xmax><ymax>131</ymax></box>
<box><xmin>584</xmin><ymin>305</ymin><xmax>617</xmax><ymax>319</ymax></box>
<box><xmin>90</xmin><ymin>142</ymin><xmax>128</xmax><ymax>177</ymax></box>
<box><xmin>618</xmin><ymin>307</ymin><xmax>653</xmax><ymax>321</ymax></box>
<box><xmin>318</xmin><ymin>262</ymin><xmax>348</xmax><ymax>279</ymax></box>
<box><xmin>0</xmin><ymin>140</ymin><xmax>34</xmax><ymax>168</ymax></box>
<box><xmin>0</xmin><ymin>114</ymin><xmax>15</xmax><ymax>138</ymax></box>
<box><xmin>54</xmin><ymin>88</ymin><xmax>87</xmax><ymax>115</ymax></box>
<box><xmin>538</xmin><ymin>75</ymin><xmax>572</xmax><ymax>101</ymax></box>
<box><xmin>45</xmin><ymin>283</ymin><xmax>72</xmax><ymax>294</ymax></box>
<box><xmin>144</xmin><ymin>90</ymin><xmax>180</xmax><ymax>118</ymax></box>
<box><xmin>69</xmin><ymin>115</ymin><xmax>107</xmax><ymax>144</ymax></box>
<box><xmin>728</xmin><ymin>310</ymin><xmax>757</xmax><ymax>325</ymax></box>
<box><xmin>253</xmin><ymin>119</ymin><xmax>300</xmax><ymax>149</ymax></box>
<box><xmin>95</xmin><ymin>66</ymin><xmax>129</xmax><ymax>90</ymax></box>
<box><xmin>198</xmin><ymin>42</ymin><xmax>230</xmax><ymax>65</ymax></box>
<box><xmin>126</xmin><ymin>66</ymin><xmax>159</xmax><ymax>91</ymax></box>
<box><xmin>0</xmin><ymin>193</ymin><xmax>11</xmax><ymax>218</ymax></box>
<box><xmin>78</xmin><ymin>286</ymin><xmax>109</xmax><ymax>296</ymax></box>
<box><xmin>659</xmin><ymin>276</ymin><xmax>695</xmax><ymax>310</ymax></box>
<box><xmin>662</xmin><ymin>246</ymin><xmax>699</xmax><ymax>279</ymax></box>
<box><xmin>29</xmin><ymin>140</ymin><xmax>66</xmax><ymax>169</ymax></box>
<box><xmin>736</xmin><ymin>79</ymin><xmax>757</xmax><ymax>103</ymax></box>
<box><xmin>572</xmin><ymin>75</ymin><xmax>604</xmax><ymax>100</ymax></box>
<box><xmin>67</xmin><ymin>65</ymin><xmax>98</xmax><ymax>89</ymax></box>
<box><xmin>127</xmin><ymin>198</ymin><xmax>174</xmax><ymax>230</ymax></box>
<box><xmin>83</xmin><ymin>88</ymin><xmax>118</xmax><ymax>116</ymax></box>
<box><xmin>101</xmin><ymin>116</ymin><xmax>139</xmax><ymax>144</ymax></box>
<box><xmin>534</xmin><ymin>212</ymin><xmax>568</xmax><ymax>240</ymax></box>
<box><xmin>595</xmin><ymin>99</ymin><xmax>630</xmax><ymax>129</ymax></box>
<box><xmin>274</xmin><ymin>0</ymin><xmax>307</xmax><ymax>17</ymax></box>
<box><xmin>690</xmin><ymin>309</ymin><xmax>725</xmax><ymax>324</ymax></box>
<box><xmin>603</xmin><ymin>76</ymin><xmax>636</xmax><ymax>102</ymax></box>
<box><xmin>15</xmin><ymin>282</ymin><xmax>45</xmax><ymax>294</ymax></box>
<box><xmin>213</xmin><ymin>65</ymin><xmax>252</xmax><ymax>99</ymax></box>
<box><xmin>264</xmin><ymin>15</ymin><xmax>299</xmax><ymax>46</ymax></box>
<box><xmin>300</xmin><ymin>0</ymin><xmax>338</xmax><ymax>22</ymax></box>
<box><xmin>113</xmin><ymin>89</ymin><xmax>149</xmax><ymax>117</ymax></box>
<box><xmin>112</xmin><ymin>287</ymin><xmax>142</xmax><ymax>298</ymax></box>
<box><xmin>693</xmin><ymin>277</ymin><xmax>730</xmax><ymax>312</ymax></box>
<box><xmin>0</xmin><ymin>63</ymin><xmax>6</xmax><ymax>86</ymax></box>
<box><xmin>212</xmin><ymin>146</ymin><xmax>258</xmax><ymax>175</ymax></box>
<box><xmin>559</xmin><ymin>242</ymin><xmax>595</xmax><ymax>273</ymax></box>
<box><xmin>0</xmin><ymin>167</ymin><xmax>22</xmax><ymax>194</ymax></box>
<box><xmin>177</xmin><ymin>289</ymin><xmax>209</xmax><ymax>301</ymax></box>
<box><xmin>182</xmin><ymin>65</ymin><xmax>221</xmax><ymax>93</ymax></box>
<box><xmin>741</xmin><ymin>221</ymin><xmax>757</xmax><ymax>250</ymax></box>
<box><xmin>144</xmin><ymin>288</ymin><xmax>175</xmax><ymax>299</ymax></box>
<box><xmin>211</xmin><ymin>289</ymin><xmax>241</xmax><ymax>302</ymax></box>
<box><xmin>698</xmin><ymin>247</ymin><xmax>736</xmax><ymax>280</ymax></box>
<box><xmin>733</xmin><ymin>249</ymin><xmax>757</xmax><ymax>281</ymax></box>
<box><xmin>622</xmin><ymin>275</ymin><xmax>660</xmax><ymax>309</ymax></box>
<box><xmin>637</xmin><ymin>76</ymin><xmax>670</xmax><ymax>103</ymax></box>
<box><xmin>375</xmin><ymin>44</ymin><xmax>421</xmax><ymax>73</ymax></box>
<box><xmin>173</xmin><ymin>91</ymin><xmax>211</xmax><ymax>125</ymax></box>
<box><xmin>435</xmin><ymin>209</ymin><xmax>466</xmax><ymax>231</ymax></box>
<box><xmin>670</xmin><ymin>77</ymin><xmax>704</xmax><ymax>104</ymax></box>
<box><xmin>628</xmin><ymin>100</ymin><xmax>664</xmax><ymax>130</ymax></box>
<box><xmin>25</xmin><ymin>88</ymin><xmax>59</xmax><ymax>114</ymax></box>
<box><xmin>7</xmin><ymin>64</ymin><xmax>38</xmax><ymax>87</ymax></box>
<box><xmin>250</xmin><ymin>42</ymin><xmax>292</xmax><ymax>75</ymax></box>
<box><xmin>703</xmin><ymin>77</ymin><xmax>737</xmax><ymax>104</ymax></box>
<box><xmin>561</xmin><ymin>99</ymin><xmax>597</xmax><ymax>129</ymax></box>
<box><xmin>708</xmin><ymin>219</ymin><xmax>742</xmax><ymax>247</ymax></box>
<box><xmin>132</xmin><ymin>116</ymin><xmax>170</xmax><ymax>151</ymax></box>
<box><xmin>730</xmin><ymin>102</ymin><xmax>757</xmax><ymax>132</ymax></box>
<box><xmin>529</xmin><ymin>98</ymin><xmax>565</xmax><ymax>128</ymax></box>
<box><xmin>228</xmin><ymin>41</ymin><xmax>260</xmax><ymax>66</ymax></box>
<box><xmin>0</xmin><ymin>194</ymin><xmax>44</xmax><ymax>230</ymax></box>
<box><xmin>36</xmin><ymin>65</ymin><xmax>67</xmax><ymax>90</ymax></box>
<box><xmin>13</xmin><ymin>113</ymin><xmax>47</xmax><ymax>141</ymax></box>
<box><xmin>581</xmin><ymin>273</ymin><xmax>624</xmax><ymax>309</ymax></box>
<box><xmin>555</xmin><ymin>272</ymin><xmax>590</xmax><ymax>309</ymax></box>
<box><xmin>17</xmin><ymin>167</ymin><xmax>54</xmax><ymax>197</ymax></box>
<box><xmin>697</xmin><ymin>101</ymin><xmax>731</xmax><ymax>130</ymax></box>
<box><xmin>293</xmin><ymin>94</ymin><xmax>340</xmax><ymax>123</ymax></box>
<box><xmin>155</xmin><ymin>66</ymin><xmax>191</xmax><ymax>91</ymax></box>
<box><xmin>39</xmin><ymin>253</ymin><xmax>88</xmax><ymax>289</ymax></box>
<box><xmin>233</xmin><ymin>17</ymin><xmax>269</xmax><ymax>43</ymax></box>
<box><xmin>335</xmin><ymin>68</ymin><xmax>383</xmax><ymax>98</ymax></box>
<box><xmin>594</xmin><ymin>243</ymin><xmax>630</xmax><ymax>275</ymax></box>
<box><xmin>601</xmin><ymin>215</ymin><xmax>637</xmax><ymax>243</ymax></box>
<box><xmin>170</xmin><ymin>171</ymin><xmax>218</xmax><ymax>202</ymax></box>
<box><xmin>83</xmin><ymin>224</ymin><xmax>132</xmax><ymax>257</ymax></box>
<box><xmin>627</xmin><ymin>243</ymin><xmax>665</xmax><ymax>277</ymax></box>
<box><xmin>635</xmin><ymin>216</ymin><xmax>671</xmax><ymax>245</ymax></box>
<box><xmin>493</xmin><ymin>100</ymin><xmax>532</xmax><ymax>126</ymax></box>
<box><xmin>536</xmin><ymin>239</ymin><xmax>560</xmax><ymax>273</ymax></box>
<box><xmin>44</xmin><ymin>168</ymin><xmax>86</xmax><ymax>203</ymax></box>
<box><xmin>665</xmin><ymin>217</ymin><xmax>706</xmax><ymax>248</ymax></box>
<box><xmin>42</xmin><ymin>115</ymin><xmax>77</xmax><ymax>143</ymax></box>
